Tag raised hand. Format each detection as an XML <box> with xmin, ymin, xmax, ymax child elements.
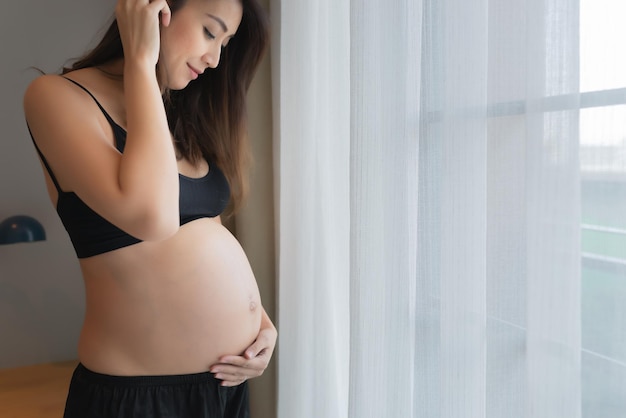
<box><xmin>115</xmin><ymin>0</ymin><xmax>172</xmax><ymax>67</ymax></box>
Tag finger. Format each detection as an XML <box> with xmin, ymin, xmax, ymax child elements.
<box><xmin>211</xmin><ymin>360</ymin><xmax>266</xmax><ymax>377</ymax></box>
<box><xmin>211</xmin><ymin>350</ymin><xmax>272</xmax><ymax>373</ymax></box>
<box><xmin>147</xmin><ymin>0</ymin><xmax>171</xmax><ymax>26</ymax></box>
<box><xmin>234</xmin><ymin>353</ymin><xmax>268</xmax><ymax>368</ymax></box>
<box><xmin>215</xmin><ymin>368</ymin><xmax>260</xmax><ymax>384</ymax></box>
<box><xmin>220</xmin><ymin>378</ymin><xmax>247</xmax><ymax>388</ymax></box>
<box><xmin>215</xmin><ymin>371</ymin><xmax>250</xmax><ymax>381</ymax></box>
<box><xmin>215</xmin><ymin>355</ymin><xmax>248</xmax><ymax>367</ymax></box>
<box><xmin>214</xmin><ymin>366</ymin><xmax>255</xmax><ymax>385</ymax></box>
<box><xmin>160</xmin><ymin>4</ymin><xmax>171</xmax><ymax>26</ymax></box>
<box><xmin>210</xmin><ymin>362</ymin><xmax>252</xmax><ymax>376</ymax></box>
<box><xmin>219</xmin><ymin>346</ymin><xmax>268</xmax><ymax>364</ymax></box>
<box><xmin>211</xmin><ymin>364</ymin><xmax>252</xmax><ymax>375</ymax></box>
<box><xmin>244</xmin><ymin>340</ymin><xmax>266</xmax><ymax>359</ymax></box>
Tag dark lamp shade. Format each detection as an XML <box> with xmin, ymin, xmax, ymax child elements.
<box><xmin>0</xmin><ymin>215</ymin><xmax>46</xmax><ymax>245</ymax></box>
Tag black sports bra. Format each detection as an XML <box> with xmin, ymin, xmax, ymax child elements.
<box><xmin>29</xmin><ymin>77</ymin><xmax>230</xmax><ymax>258</ymax></box>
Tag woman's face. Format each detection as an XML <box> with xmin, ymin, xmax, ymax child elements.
<box><xmin>159</xmin><ymin>0</ymin><xmax>243</xmax><ymax>90</ymax></box>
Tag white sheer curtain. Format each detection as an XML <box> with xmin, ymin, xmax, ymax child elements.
<box><xmin>272</xmin><ymin>0</ymin><xmax>624</xmax><ymax>416</ymax></box>
<box><xmin>271</xmin><ymin>1</ymin><xmax>351</xmax><ymax>417</ymax></box>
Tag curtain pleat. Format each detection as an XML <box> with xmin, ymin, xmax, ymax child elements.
<box><xmin>272</xmin><ymin>1</ymin><xmax>351</xmax><ymax>417</ymax></box>
<box><xmin>348</xmin><ymin>1</ymin><xmax>422</xmax><ymax>417</ymax></box>
<box><xmin>525</xmin><ymin>1</ymin><xmax>582</xmax><ymax>415</ymax></box>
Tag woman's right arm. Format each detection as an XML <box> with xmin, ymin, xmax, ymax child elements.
<box><xmin>23</xmin><ymin>0</ymin><xmax>178</xmax><ymax>241</ymax></box>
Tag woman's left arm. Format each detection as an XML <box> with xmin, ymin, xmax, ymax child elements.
<box><xmin>210</xmin><ymin>308</ymin><xmax>277</xmax><ymax>387</ymax></box>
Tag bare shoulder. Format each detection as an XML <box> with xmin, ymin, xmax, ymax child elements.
<box><xmin>23</xmin><ymin>71</ymin><xmax>123</xmax><ymax>194</ymax></box>
<box><xmin>24</xmin><ymin>74</ymin><xmax>98</xmax><ymax>133</ymax></box>
<box><xmin>24</xmin><ymin>71</ymin><xmax>113</xmax><ymax>146</ymax></box>
<box><xmin>24</xmin><ymin>74</ymin><xmax>72</xmax><ymax>115</ymax></box>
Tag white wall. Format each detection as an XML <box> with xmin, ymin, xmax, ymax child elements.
<box><xmin>0</xmin><ymin>1</ymin><xmax>115</xmax><ymax>369</ymax></box>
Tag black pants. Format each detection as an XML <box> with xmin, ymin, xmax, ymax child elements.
<box><xmin>63</xmin><ymin>363</ymin><xmax>249</xmax><ymax>418</ymax></box>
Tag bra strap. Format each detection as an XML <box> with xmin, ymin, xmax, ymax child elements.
<box><xmin>61</xmin><ymin>76</ymin><xmax>120</xmax><ymax>128</ymax></box>
<box><xmin>61</xmin><ymin>76</ymin><xmax>127</xmax><ymax>152</ymax></box>
<box><xmin>28</xmin><ymin>124</ymin><xmax>63</xmax><ymax>192</ymax></box>
<box><xmin>29</xmin><ymin>76</ymin><xmax>126</xmax><ymax>192</ymax></box>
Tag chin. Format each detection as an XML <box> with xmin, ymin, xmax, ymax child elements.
<box><xmin>168</xmin><ymin>80</ymin><xmax>192</xmax><ymax>91</ymax></box>
<box><xmin>162</xmin><ymin>71</ymin><xmax>191</xmax><ymax>91</ymax></box>
<box><xmin>173</xmin><ymin>83</ymin><xmax>191</xmax><ymax>91</ymax></box>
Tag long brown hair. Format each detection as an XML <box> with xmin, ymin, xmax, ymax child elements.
<box><xmin>64</xmin><ymin>0</ymin><xmax>270</xmax><ymax>216</ymax></box>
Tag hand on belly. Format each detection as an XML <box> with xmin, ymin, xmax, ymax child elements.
<box><xmin>78</xmin><ymin>219</ymin><xmax>263</xmax><ymax>375</ymax></box>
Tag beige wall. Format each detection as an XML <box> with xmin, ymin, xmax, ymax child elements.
<box><xmin>236</xmin><ymin>0</ymin><xmax>277</xmax><ymax>416</ymax></box>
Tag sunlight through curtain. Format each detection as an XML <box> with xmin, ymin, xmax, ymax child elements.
<box><xmin>272</xmin><ymin>0</ymin><xmax>623</xmax><ymax>416</ymax></box>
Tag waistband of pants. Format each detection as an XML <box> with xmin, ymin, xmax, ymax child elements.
<box><xmin>73</xmin><ymin>363</ymin><xmax>220</xmax><ymax>388</ymax></box>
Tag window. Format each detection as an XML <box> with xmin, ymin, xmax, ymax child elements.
<box><xmin>580</xmin><ymin>0</ymin><xmax>626</xmax><ymax>414</ymax></box>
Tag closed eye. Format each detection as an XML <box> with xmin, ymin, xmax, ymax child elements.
<box><xmin>204</xmin><ymin>28</ymin><xmax>215</xmax><ymax>39</ymax></box>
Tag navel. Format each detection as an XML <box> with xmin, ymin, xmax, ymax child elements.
<box><xmin>249</xmin><ymin>294</ymin><xmax>258</xmax><ymax>312</ymax></box>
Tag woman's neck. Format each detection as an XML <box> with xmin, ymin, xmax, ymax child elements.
<box><xmin>95</xmin><ymin>59</ymin><xmax>125</xmax><ymax>80</ymax></box>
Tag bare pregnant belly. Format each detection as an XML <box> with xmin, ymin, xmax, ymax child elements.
<box><xmin>77</xmin><ymin>219</ymin><xmax>262</xmax><ymax>376</ymax></box>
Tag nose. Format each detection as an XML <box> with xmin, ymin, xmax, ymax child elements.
<box><xmin>202</xmin><ymin>44</ymin><xmax>222</xmax><ymax>69</ymax></box>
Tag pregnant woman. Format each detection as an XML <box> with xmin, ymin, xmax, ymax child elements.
<box><xmin>22</xmin><ymin>0</ymin><xmax>276</xmax><ymax>416</ymax></box>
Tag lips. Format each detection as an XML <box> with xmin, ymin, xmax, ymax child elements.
<box><xmin>188</xmin><ymin>64</ymin><xmax>203</xmax><ymax>79</ymax></box>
